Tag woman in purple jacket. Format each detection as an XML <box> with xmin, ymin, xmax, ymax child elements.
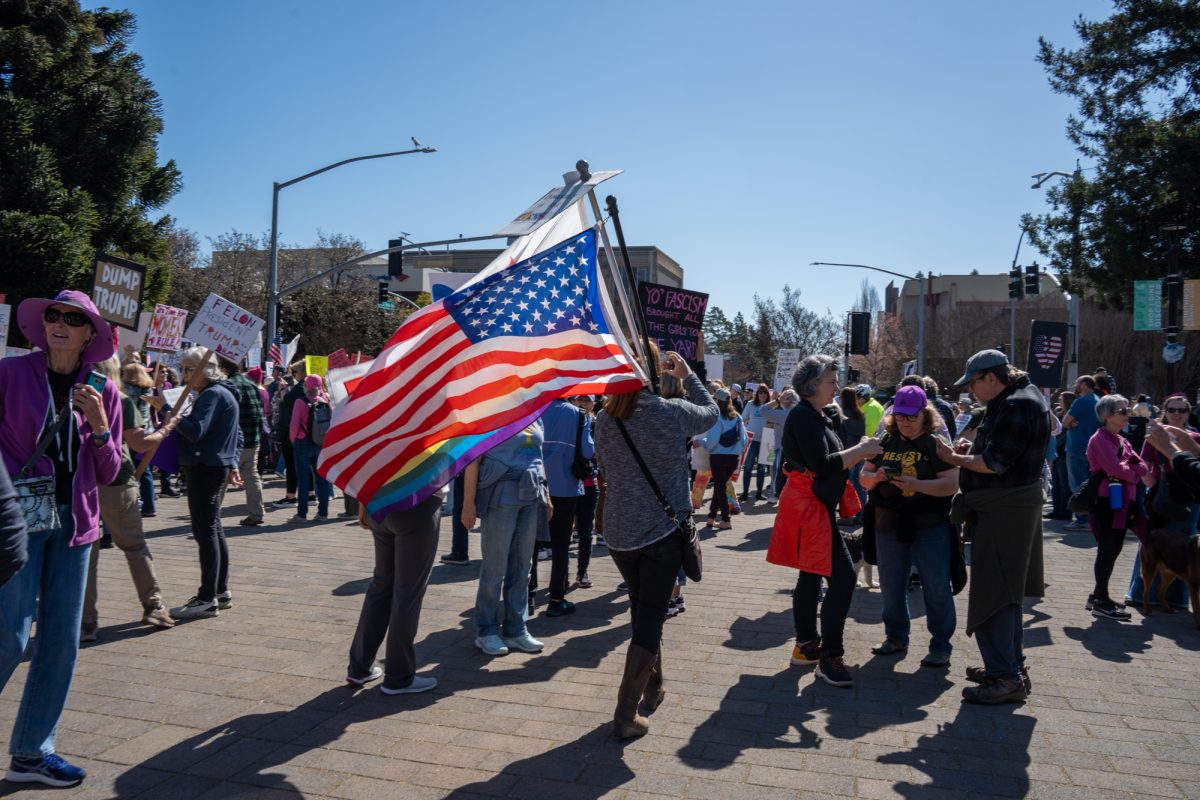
<box><xmin>0</xmin><ymin>290</ymin><xmax>122</xmax><ymax>789</ymax></box>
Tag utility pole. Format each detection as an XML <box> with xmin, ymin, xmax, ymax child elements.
<box><xmin>1162</xmin><ymin>224</ymin><xmax>1187</xmax><ymax>393</ymax></box>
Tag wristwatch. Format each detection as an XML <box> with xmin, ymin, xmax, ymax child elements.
<box><xmin>90</xmin><ymin>429</ymin><xmax>112</xmax><ymax>445</ymax></box>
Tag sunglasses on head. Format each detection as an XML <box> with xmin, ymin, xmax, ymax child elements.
<box><xmin>43</xmin><ymin>308</ymin><xmax>90</xmax><ymax>327</ymax></box>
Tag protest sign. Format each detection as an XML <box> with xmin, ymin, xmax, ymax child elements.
<box><xmin>0</xmin><ymin>303</ymin><xmax>10</xmax><ymax>353</ymax></box>
<box><xmin>774</xmin><ymin>349</ymin><xmax>802</xmax><ymax>392</ymax></box>
<box><xmin>703</xmin><ymin>354</ymin><xmax>724</xmax><ymax>382</ymax></box>
<box><xmin>495</xmin><ymin>170</ymin><xmax>622</xmax><ymax>237</ymax></box>
<box><xmin>146</xmin><ymin>304</ymin><xmax>189</xmax><ymax>352</ymax></box>
<box><xmin>305</xmin><ymin>355</ymin><xmax>329</xmax><ymax>377</ymax></box>
<box><xmin>183</xmin><ymin>294</ymin><xmax>264</xmax><ymax>363</ymax></box>
<box><xmin>328</xmin><ymin>348</ymin><xmax>351</xmax><ymax>370</ymax></box>
<box><xmin>637</xmin><ymin>282</ymin><xmax>708</xmax><ymax>362</ymax></box>
<box><xmin>246</xmin><ymin>347</ymin><xmax>261</xmax><ymax>368</ymax></box>
<box><xmin>91</xmin><ymin>254</ymin><xmax>147</xmax><ymax>330</ymax></box>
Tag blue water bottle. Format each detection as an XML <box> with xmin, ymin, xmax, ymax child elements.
<box><xmin>1108</xmin><ymin>479</ymin><xmax>1124</xmax><ymax>510</ymax></box>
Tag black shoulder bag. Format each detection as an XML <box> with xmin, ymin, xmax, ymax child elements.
<box><xmin>614</xmin><ymin>418</ymin><xmax>702</xmax><ymax>581</ymax></box>
<box><xmin>1069</xmin><ymin>470</ymin><xmax>1105</xmax><ymax>515</ymax></box>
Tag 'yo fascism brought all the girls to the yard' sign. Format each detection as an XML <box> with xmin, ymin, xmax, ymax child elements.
<box><xmin>637</xmin><ymin>281</ymin><xmax>709</xmax><ymax>362</ymax></box>
<box><xmin>183</xmin><ymin>293</ymin><xmax>265</xmax><ymax>363</ymax></box>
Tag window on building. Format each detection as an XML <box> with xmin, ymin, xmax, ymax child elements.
<box><xmin>635</xmin><ymin>267</ymin><xmax>650</xmax><ymax>286</ymax></box>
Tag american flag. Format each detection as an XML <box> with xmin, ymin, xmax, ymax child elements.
<box><xmin>267</xmin><ymin>332</ymin><xmax>283</xmax><ymax>365</ymax></box>
<box><xmin>317</xmin><ymin>228</ymin><xmax>645</xmax><ymax>518</ymax></box>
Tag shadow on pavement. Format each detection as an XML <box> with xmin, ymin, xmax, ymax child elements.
<box><xmin>876</xmin><ymin>703</ymin><xmax>1037</xmax><ymax>798</ymax></box>
<box><xmin>447</xmin><ymin>724</ymin><xmax>637</xmax><ymax>799</ymax></box>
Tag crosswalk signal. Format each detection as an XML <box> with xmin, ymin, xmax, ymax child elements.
<box><xmin>377</xmin><ymin>281</ymin><xmax>390</xmax><ymax>305</ymax></box>
<box><xmin>1008</xmin><ymin>268</ymin><xmax>1024</xmax><ymax>300</ymax></box>
<box><xmin>1024</xmin><ymin>263</ymin><xmax>1040</xmax><ymax>295</ymax></box>
<box><xmin>848</xmin><ymin>311</ymin><xmax>871</xmax><ymax>355</ymax></box>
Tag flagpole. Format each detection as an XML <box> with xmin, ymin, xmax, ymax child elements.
<box><xmin>604</xmin><ymin>194</ymin><xmax>661</xmax><ymax>395</ymax></box>
<box><xmin>585</xmin><ymin>189</ymin><xmax>652</xmax><ymax>385</ymax></box>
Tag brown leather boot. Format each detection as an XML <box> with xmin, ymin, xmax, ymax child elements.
<box><xmin>613</xmin><ymin>644</ymin><xmax>656</xmax><ymax>739</ymax></box>
<box><xmin>641</xmin><ymin>647</ymin><xmax>665</xmax><ymax>713</ymax></box>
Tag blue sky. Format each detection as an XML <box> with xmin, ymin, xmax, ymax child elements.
<box><xmin>89</xmin><ymin>0</ymin><xmax>1111</xmax><ymax>321</ymax></box>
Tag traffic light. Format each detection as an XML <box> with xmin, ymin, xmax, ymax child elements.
<box><xmin>377</xmin><ymin>281</ymin><xmax>390</xmax><ymax>305</ymax></box>
<box><xmin>846</xmin><ymin>367</ymin><xmax>861</xmax><ymax>384</ymax></box>
<box><xmin>1008</xmin><ymin>267</ymin><xmax>1024</xmax><ymax>299</ymax></box>
<box><xmin>1024</xmin><ymin>263</ymin><xmax>1040</xmax><ymax>295</ymax></box>
<box><xmin>387</xmin><ymin>239</ymin><xmax>404</xmax><ymax>278</ymax></box>
<box><xmin>848</xmin><ymin>311</ymin><xmax>871</xmax><ymax>355</ymax></box>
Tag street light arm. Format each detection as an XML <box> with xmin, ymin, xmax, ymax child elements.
<box><xmin>278</xmin><ymin>146</ymin><xmax>436</xmax><ymax>190</ymax></box>
<box><xmin>810</xmin><ymin>261</ymin><xmax>915</xmax><ymax>281</ymax></box>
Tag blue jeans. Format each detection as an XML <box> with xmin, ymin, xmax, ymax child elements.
<box><xmin>138</xmin><ymin>466</ymin><xmax>156</xmax><ymax>514</ymax></box>
<box><xmin>474</xmin><ymin>502</ymin><xmax>539</xmax><ymax>638</ymax></box>
<box><xmin>742</xmin><ymin>440</ymin><xmax>766</xmax><ymax>495</ymax></box>
<box><xmin>294</xmin><ymin>438</ymin><xmax>332</xmax><ymax>518</ymax></box>
<box><xmin>1050</xmin><ymin>454</ymin><xmax>1071</xmax><ymax>516</ymax></box>
<box><xmin>1067</xmin><ymin>452</ymin><xmax>1090</xmax><ymax>523</ymax></box>
<box><xmin>974</xmin><ymin>602</ymin><xmax>1024</xmax><ymax>680</ymax></box>
<box><xmin>876</xmin><ymin>524</ymin><xmax>957</xmax><ymax>655</ymax></box>
<box><xmin>0</xmin><ymin>505</ymin><xmax>89</xmax><ymax>758</ymax></box>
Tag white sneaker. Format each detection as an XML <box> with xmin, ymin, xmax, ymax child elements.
<box><xmin>502</xmin><ymin>633</ymin><xmax>544</xmax><ymax>653</ymax></box>
<box><xmin>287</xmin><ymin>514</ymin><xmax>309</xmax><ymax>524</ymax></box>
<box><xmin>171</xmin><ymin>596</ymin><xmax>218</xmax><ymax>619</ymax></box>
<box><xmin>380</xmin><ymin>675</ymin><xmax>437</xmax><ymax>695</ymax></box>
<box><xmin>216</xmin><ymin>591</ymin><xmax>233</xmax><ymax>610</ymax></box>
<box><xmin>537</xmin><ymin>547</ymin><xmax>552</xmax><ymax>561</ymax></box>
<box><xmin>346</xmin><ymin>666</ymin><xmax>383</xmax><ymax>686</ymax></box>
<box><xmin>475</xmin><ymin>635</ymin><xmax>509</xmax><ymax>656</ymax></box>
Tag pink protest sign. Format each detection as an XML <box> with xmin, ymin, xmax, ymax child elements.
<box><xmin>183</xmin><ymin>293</ymin><xmax>265</xmax><ymax>363</ymax></box>
<box><xmin>145</xmin><ymin>304</ymin><xmax>188</xmax><ymax>352</ymax></box>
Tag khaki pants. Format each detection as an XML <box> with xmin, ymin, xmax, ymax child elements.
<box><xmin>83</xmin><ymin>482</ymin><xmax>163</xmax><ymax>625</ymax></box>
<box><xmin>240</xmin><ymin>444</ymin><xmax>264</xmax><ymax>520</ymax></box>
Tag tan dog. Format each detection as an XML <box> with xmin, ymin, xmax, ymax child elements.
<box><xmin>1139</xmin><ymin>528</ymin><xmax>1200</xmax><ymax>629</ymax></box>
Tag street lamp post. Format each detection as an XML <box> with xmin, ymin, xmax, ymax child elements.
<box><xmin>266</xmin><ymin>143</ymin><xmax>436</xmax><ymax>365</ymax></box>
<box><xmin>811</xmin><ymin>262</ymin><xmax>926</xmax><ymax>375</ymax></box>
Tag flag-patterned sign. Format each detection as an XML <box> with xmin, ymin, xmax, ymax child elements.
<box><xmin>1032</xmin><ymin>334</ymin><xmax>1062</xmax><ymax>369</ymax></box>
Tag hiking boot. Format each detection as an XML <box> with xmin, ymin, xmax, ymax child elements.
<box><xmin>962</xmin><ymin>675</ymin><xmax>1027</xmax><ymax>705</ymax></box>
<box><xmin>790</xmin><ymin>639</ymin><xmax>821</xmax><ymax>667</ymax></box>
<box><xmin>816</xmin><ymin>655</ymin><xmax>854</xmax><ymax>688</ymax></box>
<box><xmin>965</xmin><ymin>665</ymin><xmax>1032</xmax><ymax>694</ymax></box>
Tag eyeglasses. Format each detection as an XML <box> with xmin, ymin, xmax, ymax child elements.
<box><xmin>1166</xmin><ymin>406</ymin><xmax>1190</xmax><ymax>413</ymax></box>
<box><xmin>43</xmin><ymin>308</ymin><xmax>90</xmax><ymax>328</ymax></box>
<box><xmin>1113</xmin><ymin>407</ymin><xmax>1130</xmax><ymax>416</ymax></box>
<box><xmin>895</xmin><ymin>413</ymin><xmax>919</xmax><ymax>422</ymax></box>
<box><xmin>181</xmin><ymin>365</ymin><xmax>196</xmax><ymax>374</ymax></box>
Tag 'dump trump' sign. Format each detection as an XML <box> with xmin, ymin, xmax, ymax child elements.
<box><xmin>92</xmin><ymin>254</ymin><xmax>148</xmax><ymax>331</ymax></box>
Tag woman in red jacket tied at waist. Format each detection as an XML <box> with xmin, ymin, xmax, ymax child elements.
<box><xmin>767</xmin><ymin>355</ymin><xmax>881</xmax><ymax>688</ymax></box>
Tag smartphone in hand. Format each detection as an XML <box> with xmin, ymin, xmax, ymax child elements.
<box><xmin>85</xmin><ymin>371</ymin><xmax>107</xmax><ymax>393</ymax></box>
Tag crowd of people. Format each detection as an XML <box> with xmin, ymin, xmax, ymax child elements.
<box><xmin>2</xmin><ymin>288</ymin><xmax>1198</xmax><ymax>789</ymax></box>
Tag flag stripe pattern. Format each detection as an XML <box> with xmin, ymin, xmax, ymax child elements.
<box><xmin>267</xmin><ymin>332</ymin><xmax>283</xmax><ymax>365</ymax></box>
<box><xmin>318</xmin><ymin>228</ymin><xmax>644</xmax><ymax>519</ymax></box>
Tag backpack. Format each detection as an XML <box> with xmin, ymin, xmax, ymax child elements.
<box><xmin>305</xmin><ymin>399</ymin><xmax>332</xmax><ymax>445</ymax></box>
<box><xmin>718</xmin><ymin>417</ymin><xmax>743</xmax><ymax>448</ymax></box>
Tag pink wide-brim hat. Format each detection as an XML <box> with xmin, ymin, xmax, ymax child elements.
<box><xmin>17</xmin><ymin>289</ymin><xmax>116</xmax><ymax>364</ymax></box>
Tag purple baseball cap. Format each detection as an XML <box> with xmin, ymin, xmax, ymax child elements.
<box><xmin>892</xmin><ymin>385</ymin><xmax>928</xmax><ymax>416</ymax></box>
<box><xmin>17</xmin><ymin>289</ymin><xmax>116</xmax><ymax>364</ymax></box>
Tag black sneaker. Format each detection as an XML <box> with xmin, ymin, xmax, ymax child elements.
<box><xmin>545</xmin><ymin>600</ymin><xmax>576</xmax><ymax>617</ymax></box>
<box><xmin>1085</xmin><ymin>593</ymin><xmax>1096</xmax><ymax>611</ymax></box>
<box><xmin>99</xmin><ymin>533</ymin><xmax>114</xmax><ymax>550</ymax></box>
<box><xmin>440</xmin><ymin>553</ymin><xmax>469</xmax><ymax>565</ymax></box>
<box><xmin>1092</xmin><ymin>600</ymin><xmax>1132</xmax><ymax>620</ymax></box>
<box><xmin>816</xmin><ymin>655</ymin><xmax>853</xmax><ymax>687</ymax></box>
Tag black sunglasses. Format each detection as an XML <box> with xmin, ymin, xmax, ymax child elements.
<box><xmin>43</xmin><ymin>308</ymin><xmax>90</xmax><ymax>328</ymax></box>
<box><xmin>1166</xmin><ymin>406</ymin><xmax>1190</xmax><ymax>413</ymax></box>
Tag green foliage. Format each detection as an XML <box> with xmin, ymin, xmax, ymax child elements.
<box><xmin>0</xmin><ymin>0</ymin><xmax>179</xmax><ymax>333</ymax></box>
<box><xmin>1027</xmin><ymin>0</ymin><xmax>1199</xmax><ymax>307</ymax></box>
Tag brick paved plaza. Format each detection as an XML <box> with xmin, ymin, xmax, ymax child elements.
<box><xmin>2</xmin><ymin>477</ymin><xmax>1198</xmax><ymax>799</ymax></box>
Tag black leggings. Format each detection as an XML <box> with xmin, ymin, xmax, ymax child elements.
<box><xmin>281</xmin><ymin>443</ymin><xmax>298</xmax><ymax>496</ymax></box>
<box><xmin>546</xmin><ymin>496</ymin><xmax>578</xmax><ymax>601</ymax></box>
<box><xmin>1093</xmin><ymin>524</ymin><xmax>1129</xmax><ymax>603</ymax></box>
<box><xmin>792</xmin><ymin>510</ymin><xmax>856</xmax><ymax>658</ymax></box>
<box><xmin>709</xmin><ymin>454</ymin><xmax>739</xmax><ymax>521</ymax></box>
<box><xmin>610</xmin><ymin>534</ymin><xmax>683</xmax><ymax>652</ymax></box>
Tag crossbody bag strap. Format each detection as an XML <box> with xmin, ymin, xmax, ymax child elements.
<box><xmin>21</xmin><ymin>402</ymin><xmax>73</xmax><ymax>478</ymax></box>
<box><xmin>613</xmin><ymin>417</ymin><xmax>680</xmax><ymax>523</ymax></box>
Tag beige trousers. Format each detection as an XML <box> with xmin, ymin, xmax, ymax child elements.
<box><xmin>83</xmin><ymin>482</ymin><xmax>163</xmax><ymax>625</ymax></box>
